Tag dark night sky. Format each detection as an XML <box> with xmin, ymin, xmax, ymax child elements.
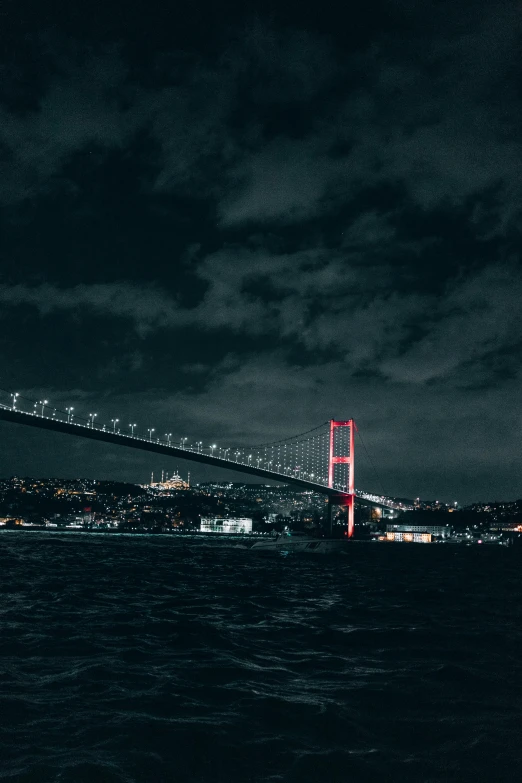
<box><xmin>0</xmin><ymin>0</ymin><xmax>521</xmax><ymax>502</ymax></box>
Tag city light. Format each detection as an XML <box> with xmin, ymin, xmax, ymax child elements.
<box><xmin>0</xmin><ymin>388</ymin><xmax>411</xmax><ymax>530</ymax></box>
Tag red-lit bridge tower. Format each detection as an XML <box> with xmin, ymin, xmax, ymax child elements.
<box><xmin>327</xmin><ymin>419</ymin><xmax>355</xmax><ymax>538</ymax></box>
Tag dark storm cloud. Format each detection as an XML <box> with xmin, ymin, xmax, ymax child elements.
<box><xmin>0</xmin><ymin>48</ymin><xmax>133</xmax><ymax>203</ymax></box>
<box><xmin>2</xmin><ymin>6</ymin><xmax>521</xmax><ymax>225</ymax></box>
<box><xmin>218</xmin><ymin>7</ymin><xmax>522</xmax><ymax>230</ymax></box>
<box><xmin>3</xmin><ymin>250</ymin><xmax>519</xmax><ymax>389</ymax></box>
<box><xmin>1</xmin><ymin>0</ymin><xmax>521</xmax><ymax>501</ymax></box>
<box><xmin>0</xmin><ymin>281</ymin><xmax>182</xmax><ymax>336</ymax></box>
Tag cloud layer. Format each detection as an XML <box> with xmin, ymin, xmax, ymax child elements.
<box><xmin>1</xmin><ymin>2</ymin><xmax>521</xmax><ymax>501</ymax></box>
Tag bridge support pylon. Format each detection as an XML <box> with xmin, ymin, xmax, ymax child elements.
<box><xmin>328</xmin><ymin>419</ymin><xmax>355</xmax><ymax>538</ymax></box>
<box><xmin>326</xmin><ymin>493</ymin><xmax>354</xmax><ymax>538</ymax></box>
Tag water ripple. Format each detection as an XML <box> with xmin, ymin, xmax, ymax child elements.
<box><xmin>0</xmin><ymin>532</ymin><xmax>521</xmax><ymax>782</ymax></box>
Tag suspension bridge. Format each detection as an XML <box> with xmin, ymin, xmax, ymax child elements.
<box><xmin>0</xmin><ymin>389</ymin><xmax>412</xmax><ymax>537</ymax></box>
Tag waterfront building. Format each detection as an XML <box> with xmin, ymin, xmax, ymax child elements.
<box><xmin>200</xmin><ymin>517</ymin><xmax>253</xmax><ymax>534</ymax></box>
<box><xmin>386</xmin><ymin>530</ymin><xmax>432</xmax><ymax>543</ymax></box>
<box><xmin>386</xmin><ymin>523</ymin><xmax>449</xmax><ymax>539</ymax></box>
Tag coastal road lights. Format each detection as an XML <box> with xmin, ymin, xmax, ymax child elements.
<box><xmin>129</xmin><ymin>423</ymin><xmax>137</xmax><ymax>436</ymax></box>
<box><xmin>88</xmin><ymin>413</ymin><xmax>97</xmax><ymax>428</ymax></box>
<box><xmin>66</xmin><ymin>407</ymin><xmax>74</xmax><ymax>423</ymax></box>
<box><xmin>148</xmin><ymin>428</ymin><xmax>155</xmax><ymax>442</ymax></box>
<box><xmin>111</xmin><ymin>418</ymin><xmax>119</xmax><ymax>433</ymax></box>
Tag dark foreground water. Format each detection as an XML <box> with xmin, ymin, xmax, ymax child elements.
<box><xmin>1</xmin><ymin>533</ymin><xmax>521</xmax><ymax>783</ymax></box>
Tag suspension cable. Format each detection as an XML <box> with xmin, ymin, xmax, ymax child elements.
<box><xmin>356</xmin><ymin>426</ymin><xmax>387</xmax><ymax>497</ymax></box>
<box><xmin>249</xmin><ymin>421</ymin><xmax>329</xmax><ymax>449</ymax></box>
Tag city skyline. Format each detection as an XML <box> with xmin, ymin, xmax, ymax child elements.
<box><xmin>1</xmin><ymin>1</ymin><xmax>522</xmax><ymax>504</ymax></box>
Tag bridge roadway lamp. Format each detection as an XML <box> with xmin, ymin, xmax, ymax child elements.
<box><xmin>11</xmin><ymin>392</ymin><xmax>19</xmax><ymax>410</ymax></box>
<box><xmin>148</xmin><ymin>428</ymin><xmax>155</xmax><ymax>441</ymax></box>
<box><xmin>165</xmin><ymin>433</ymin><xmax>172</xmax><ymax>446</ymax></box>
<box><xmin>41</xmin><ymin>399</ymin><xmax>48</xmax><ymax>417</ymax></box>
<box><xmin>111</xmin><ymin>418</ymin><xmax>119</xmax><ymax>433</ymax></box>
<box><xmin>129</xmin><ymin>424</ymin><xmax>137</xmax><ymax>436</ymax></box>
<box><xmin>66</xmin><ymin>407</ymin><xmax>74</xmax><ymax>423</ymax></box>
<box><xmin>210</xmin><ymin>444</ymin><xmax>216</xmax><ymax>456</ymax></box>
<box><xmin>88</xmin><ymin>413</ymin><xmax>97</xmax><ymax>428</ymax></box>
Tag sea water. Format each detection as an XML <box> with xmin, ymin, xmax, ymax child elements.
<box><xmin>0</xmin><ymin>532</ymin><xmax>520</xmax><ymax>782</ymax></box>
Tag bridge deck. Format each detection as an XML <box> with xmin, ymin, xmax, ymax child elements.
<box><xmin>0</xmin><ymin>406</ymin><xmax>352</xmax><ymax>498</ymax></box>
<box><xmin>0</xmin><ymin>405</ymin><xmax>406</xmax><ymax>510</ymax></box>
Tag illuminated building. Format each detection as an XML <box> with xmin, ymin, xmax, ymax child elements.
<box><xmin>386</xmin><ymin>523</ymin><xmax>449</xmax><ymax>538</ymax></box>
<box><xmin>149</xmin><ymin>471</ymin><xmax>190</xmax><ymax>490</ymax></box>
<box><xmin>386</xmin><ymin>530</ymin><xmax>432</xmax><ymax>543</ymax></box>
<box><xmin>200</xmin><ymin>517</ymin><xmax>253</xmax><ymax>534</ymax></box>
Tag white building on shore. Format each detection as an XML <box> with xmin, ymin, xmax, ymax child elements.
<box><xmin>200</xmin><ymin>517</ymin><xmax>253</xmax><ymax>534</ymax></box>
<box><xmin>386</xmin><ymin>523</ymin><xmax>450</xmax><ymax>539</ymax></box>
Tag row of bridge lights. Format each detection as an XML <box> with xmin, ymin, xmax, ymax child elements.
<box><xmin>8</xmin><ymin>393</ymin><xmax>330</xmax><ymax>483</ymax></box>
<box><xmin>9</xmin><ymin>394</ymin><xmax>238</xmax><ymax>456</ymax></box>
<box><xmin>8</xmin><ymin>394</ymin><xmax>399</xmax><ymax>499</ymax></box>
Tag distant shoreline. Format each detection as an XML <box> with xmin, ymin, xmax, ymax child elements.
<box><xmin>0</xmin><ymin>527</ymin><xmax>262</xmax><ymax>537</ymax></box>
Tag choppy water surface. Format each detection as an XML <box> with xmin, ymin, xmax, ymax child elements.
<box><xmin>0</xmin><ymin>533</ymin><xmax>521</xmax><ymax>783</ymax></box>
